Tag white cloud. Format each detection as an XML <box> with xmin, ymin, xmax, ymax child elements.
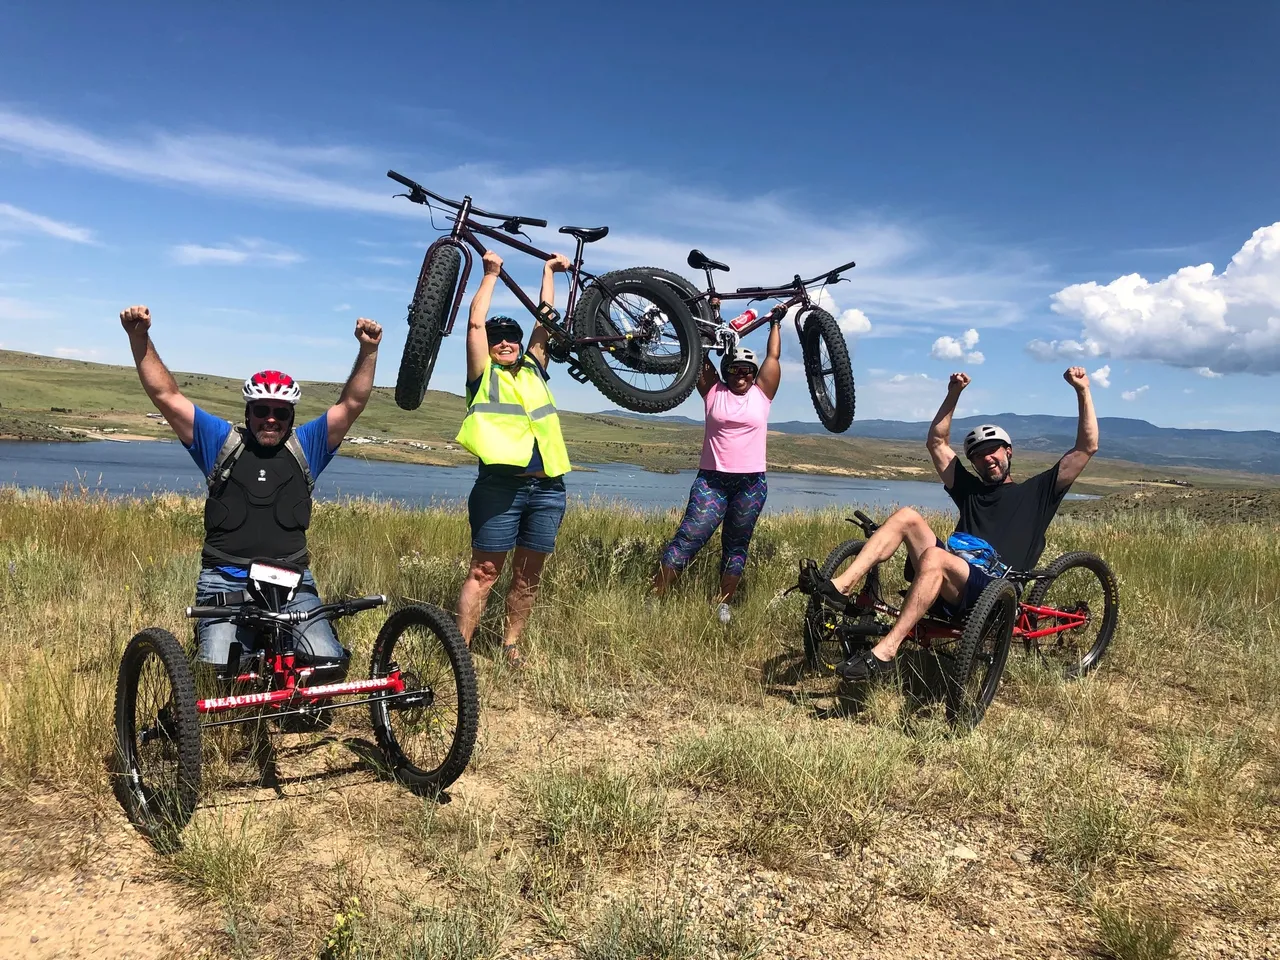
<box><xmin>1040</xmin><ymin>222</ymin><xmax>1280</xmax><ymax>374</ymax></box>
<box><xmin>1121</xmin><ymin>384</ymin><xmax>1149</xmax><ymax>401</ymax></box>
<box><xmin>333</xmin><ymin>303</ymin><xmax>352</xmax><ymax>312</ymax></box>
<box><xmin>1091</xmin><ymin>364</ymin><xmax>1111</xmax><ymax>388</ymax></box>
<box><xmin>170</xmin><ymin>238</ymin><xmax>303</xmax><ymax>266</ymax></box>
<box><xmin>54</xmin><ymin>346</ymin><xmax>100</xmax><ymax>359</ymax></box>
<box><xmin>1195</xmin><ymin>366</ymin><xmax>1223</xmax><ymax>378</ymax></box>
<box><xmin>0</xmin><ymin>297</ymin><xmax>56</xmax><ymax>322</ymax></box>
<box><xmin>837</xmin><ymin>307</ymin><xmax>871</xmax><ymax>335</ymax></box>
<box><xmin>0</xmin><ymin>202</ymin><xmax>95</xmax><ymax>243</ymax></box>
<box><xmin>931</xmin><ymin>327</ymin><xmax>984</xmax><ymax>364</ymax></box>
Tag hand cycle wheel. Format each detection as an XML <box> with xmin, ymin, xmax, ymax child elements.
<box><xmin>1023</xmin><ymin>551</ymin><xmax>1118</xmax><ymax>679</ymax></box>
<box><xmin>112</xmin><ymin>628</ymin><xmax>202</xmax><ymax>847</ymax></box>
<box><xmin>395</xmin><ymin>243</ymin><xmax>462</xmax><ymax>411</ymax></box>
<box><xmin>802</xmin><ymin>538</ymin><xmax>883</xmax><ymax>674</ymax></box>
<box><xmin>945</xmin><ymin>579</ymin><xmax>1016</xmax><ymax>730</ymax></box>
<box><xmin>570</xmin><ymin>271</ymin><xmax>702</xmax><ymax>413</ymax></box>
<box><xmin>369</xmin><ymin>604</ymin><xmax>479</xmax><ymax>795</ymax></box>
<box><xmin>799</xmin><ymin>307</ymin><xmax>856</xmax><ymax>433</ymax></box>
<box><xmin>583</xmin><ymin>268</ymin><xmax>711</xmax><ymax>374</ymax></box>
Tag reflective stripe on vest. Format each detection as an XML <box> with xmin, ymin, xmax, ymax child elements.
<box><xmin>455</xmin><ymin>359</ymin><xmax>571</xmax><ymax>476</ymax></box>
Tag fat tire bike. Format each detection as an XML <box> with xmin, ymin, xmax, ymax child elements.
<box><xmin>591</xmin><ymin>250</ymin><xmax>859</xmax><ymax>432</ymax></box>
<box><xmin>111</xmin><ymin>560</ymin><xmax>479</xmax><ymax>847</ymax></box>
<box><xmin>386</xmin><ymin>170</ymin><xmax>702</xmax><ymax>415</ymax></box>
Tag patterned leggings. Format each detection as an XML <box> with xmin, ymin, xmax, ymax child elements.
<box><xmin>661</xmin><ymin>469</ymin><xmax>768</xmax><ymax>577</ymax></box>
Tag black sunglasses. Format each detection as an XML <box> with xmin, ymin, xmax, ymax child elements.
<box><xmin>726</xmin><ymin>364</ymin><xmax>756</xmax><ymax>376</ymax></box>
<box><xmin>486</xmin><ymin>330</ymin><xmax>522</xmax><ymax>347</ymax></box>
<box><xmin>251</xmin><ymin>404</ymin><xmax>294</xmax><ymax>420</ymax></box>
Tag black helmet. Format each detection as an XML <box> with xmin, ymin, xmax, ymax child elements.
<box><xmin>485</xmin><ymin>315</ymin><xmax>524</xmax><ymax>343</ymax></box>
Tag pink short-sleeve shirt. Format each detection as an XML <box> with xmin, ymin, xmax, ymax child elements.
<box><xmin>698</xmin><ymin>381</ymin><xmax>771</xmax><ymax>473</ymax></box>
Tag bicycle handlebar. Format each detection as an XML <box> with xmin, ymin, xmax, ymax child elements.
<box><xmin>734</xmin><ymin>258</ymin><xmax>857</xmax><ymax>295</ymax></box>
<box><xmin>185</xmin><ymin>595</ymin><xmax>388</xmax><ymax>622</ymax></box>
<box><xmin>386</xmin><ymin>170</ymin><xmax>546</xmax><ymax>228</ymax></box>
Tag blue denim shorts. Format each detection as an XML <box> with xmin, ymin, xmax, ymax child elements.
<box><xmin>468</xmin><ymin>473</ymin><xmax>567</xmax><ymax>554</ymax></box>
<box><xmin>194</xmin><ymin>567</ymin><xmax>345</xmax><ymax>666</ymax></box>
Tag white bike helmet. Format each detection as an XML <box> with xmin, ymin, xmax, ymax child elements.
<box><xmin>243</xmin><ymin>369</ymin><xmax>302</xmax><ymax>405</ymax></box>
<box><xmin>720</xmin><ymin>347</ymin><xmax>760</xmax><ymax>380</ymax></box>
<box><xmin>963</xmin><ymin>423</ymin><xmax>1012</xmax><ymax>458</ymax></box>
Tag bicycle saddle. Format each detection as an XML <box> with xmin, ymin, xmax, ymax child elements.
<box><xmin>687</xmin><ymin>249</ymin><xmax>729</xmax><ymax>272</ymax></box>
<box><xmin>558</xmin><ymin>225</ymin><xmax>609</xmax><ymax>243</ymax></box>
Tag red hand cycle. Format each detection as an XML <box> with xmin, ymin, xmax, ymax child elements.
<box><xmin>798</xmin><ymin>511</ymin><xmax>1119</xmax><ymax>728</ymax></box>
<box><xmin>111</xmin><ymin>561</ymin><xmax>478</xmax><ymax>845</ymax></box>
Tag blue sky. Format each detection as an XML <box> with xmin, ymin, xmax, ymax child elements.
<box><xmin>2</xmin><ymin>1</ymin><xmax>1278</xmax><ymax>429</ymax></box>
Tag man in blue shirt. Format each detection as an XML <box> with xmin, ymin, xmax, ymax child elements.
<box><xmin>119</xmin><ymin>304</ymin><xmax>382</xmax><ymax>681</ymax></box>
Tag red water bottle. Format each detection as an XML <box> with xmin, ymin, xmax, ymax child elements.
<box><xmin>728</xmin><ymin>308</ymin><xmax>757</xmax><ymax>333</ymax></box>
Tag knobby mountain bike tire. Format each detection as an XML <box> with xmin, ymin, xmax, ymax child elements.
<box><xmin>802</xmin><ymin>538</ymin><xmax>883</xmax><ymax>674</ymax></box>
<box><xmin>369</xmin><ymin>603</ymin><xmax>478</xmax><ymax>796</ymax></box>
<box><xmin>112</xmin><ymin>627</ymin><xmax>202</xmax><ymax>848</ymax></box>
<box><xmin>588</xmin><ymin>268</ymin><xmax>713</xmax><ymax>375</ymax></box>
<box><xmin>800</xmin><ymin>308</ymin><xmax>856</xmax><ymax>433</ymax></box>
<box><xmin>946</xmin><ymin>578</ymin><xmax>1016</xmax><ymax>729</ymax></box>
<box><xmin>395</xmin><ymin>244</ymin><xmax>462</xmax><ymax>411</ymax></box>
<box><xmin>571</xmin><ymin>271</ymin><xmax>702</xmax><ymax>413</ymax></box>
<box><xmin>1023</xmin><ymin>551</ymin><xmax>1118</xmax><ymax>680</ymax></box>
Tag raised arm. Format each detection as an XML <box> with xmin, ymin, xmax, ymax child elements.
<box><xmin>326</xmin><ymin>317</ymin><xmax>383</xmax><ymax>450</ymax></box>
<box><xmin>466</xmin><ymin>251</ymin><xmax>503</xmax><ymax>382</ymax></box>
<box><xmin>527</xmin><ymin>253</ymin><xmax>571</xmax><ymax>369</ymax></box>
<box><xmin>120</xmin><ymin>305</ymin><xmax>196</xmax><ymax>447</ymax></box>
<box><xmin>754</xmin><ymin>307</ymin><xmax>784</xmax><ymax>400</ymax></box>
<box><xmin>696</xmin><ymin>354</ymin><xmax>719</xmax><ymax>397</ymax></box>
<box><xmin>1055</xmin><ymin>366</ymin><xmax>1098</xmax><ymax>493</ymax></box>
<box><xmin>927</xmin><ymin>372</ymin><xmax>969</xmax><ymax>486</ymax></box>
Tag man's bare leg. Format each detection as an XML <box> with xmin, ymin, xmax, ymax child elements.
<box><xmin>831</xmin><ymin>507</ymin><xmax>941</xmax><ymax>595</ymax></box>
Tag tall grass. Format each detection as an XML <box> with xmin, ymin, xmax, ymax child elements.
<box><xmin>0</xmin><ymin>488</ymin><xmax>1277</xmax><ymax>958</ymax></box>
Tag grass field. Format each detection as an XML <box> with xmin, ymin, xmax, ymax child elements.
<box><xmin>4</xmin><ymin>347</ymin><xmax>1277</xmax><ymax>493</ymax></box>
<box><xmin>0</xmin><ymin>490</ymin><xmax>1277</xmax><ymax>959</ymax></box>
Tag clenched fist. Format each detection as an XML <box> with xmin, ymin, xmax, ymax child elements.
<box><xmin>482</xmin><ymin>250</ymin><xmax>503</xmax><ymax>276</ymax></box>
<box><xmin>1063</xmin><ymin>366</ymin><xmax>1089</xmax><ymax>391</ymax></box>
<box><xmin>120</xmin><ymin>305</ymin><xmax>151</xmax><ymax>338</ymax></box>
<box><xmin>948</xmin><ymin>372</ymin><xmax>971</xmax><ymax>392</ymax></box>
<box><xmin>355</xmin><ymin>317</ymin><xmax>383</xmax><ymax>348</ymax></box>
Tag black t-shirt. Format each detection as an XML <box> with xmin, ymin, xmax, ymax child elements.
<box><xmin>945</xmin><ymin>460</ymin><xmax>1068</xmax><ymax>571</ymax></box>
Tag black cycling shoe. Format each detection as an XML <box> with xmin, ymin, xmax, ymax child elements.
<box><xmin>835</xmin><ymin>651</ymin><xmax>896</xmax><ymax>682</ymax></box>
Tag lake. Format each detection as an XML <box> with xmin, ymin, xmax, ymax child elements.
<box><xmin>0</xmin><ymin>441</ymin><xmax>1093</xmax><ymax>515</ymax></box>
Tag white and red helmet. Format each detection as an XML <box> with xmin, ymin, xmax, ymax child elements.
<box><xmin>243</xmin><ymin>370</ymin><xmax>301</xmax><ymax>405</ymax></box>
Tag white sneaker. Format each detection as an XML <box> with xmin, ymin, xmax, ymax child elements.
<box><xmin>716</xmin><ymin>602</ymin><xmax>732</xmax><ymax>625</ymax></box>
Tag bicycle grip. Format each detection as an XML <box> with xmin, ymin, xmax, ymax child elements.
<box><xmin>387</xmin><ymin>170</ymin><xmax>417</xmax><ymax>189</ymax></box>
<box><xmin>854</xmin><ymin>510</ymin><xmax>875</xmax><ymax>526</ymax></box>
<box><xmin>346</xmin><ymin>595</ymin><xmax>388</xmax><ymax>612</ymax></box>
<box><xmin>186</xmin><ymin>605</ymin><xmax>235</xmax><ymax>618</ymax></box>
<box><xmin>523</xmin><ymin>217</ymin><xmax>548</xmax><ymax>228</ymax></box>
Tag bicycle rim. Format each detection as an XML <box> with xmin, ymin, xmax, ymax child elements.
<box><xmin>592</xmin><ymin>287</ymin><xmax>691</xmax><ymax>395</ymax></box>
<box><xmin>375</xmin><ymin>622</ymin><xmax>464</xmax><ymax>780</ymax></box>
<box><xmin>125</xmin><ymin>652</ymin><xmax>187</xmax><ymax>826</ymax></box>
<box><xmin>1031</xmin><ymin>566</ymin><xmax>1108</xmax><ymax>673</ymax></box>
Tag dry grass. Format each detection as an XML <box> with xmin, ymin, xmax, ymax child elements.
<box><xmin>0</xmin><ymin>488</ymin><xmax>1277</xmax><ymax>958</ymax></box>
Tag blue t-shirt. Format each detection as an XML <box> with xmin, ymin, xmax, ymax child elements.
<box><xmin>185</xmin><ymin>406</ymin><xmax>336</xmax><ymax>576</ymax></box>
<box><xmin>466</xmin><ymin>354</ymin><xmax>548</xmax><ymax>475</ymax></box>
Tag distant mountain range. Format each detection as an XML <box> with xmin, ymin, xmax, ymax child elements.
<box><xmin>601</xmin><ymin>411</ymin><xmax>1280</xmax><ymax>475</ymax></box>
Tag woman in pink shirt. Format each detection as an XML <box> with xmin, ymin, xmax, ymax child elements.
<box><xmin>651</xmin><ymin>313</ymin><xmax>782</xmax><ymax>622</ymax></box>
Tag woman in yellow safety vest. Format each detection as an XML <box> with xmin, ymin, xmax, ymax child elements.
<box><xmin>454</xmin><ymin>249</ymin><xmax>573</xmax><ymax>668</ymax></box>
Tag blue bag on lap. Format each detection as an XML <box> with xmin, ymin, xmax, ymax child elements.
<box><xmin>945</xmin><ymin>533</ymin><xmax>1010</xmax><ymax>578</ymax></box>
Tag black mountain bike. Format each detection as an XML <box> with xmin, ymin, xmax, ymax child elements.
<box><xmin>387</xmin><ymin>170</ymin><xmax>701</xmax><ymax>415</ymax></box>
<box><xmin>589</xmin><ymin>251</ymin><xmax>858</xmax><ymax>432</ymax></box>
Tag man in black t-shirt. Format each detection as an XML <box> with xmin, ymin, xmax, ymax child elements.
<box><xmin>817</xmin><ymin>366</ymin><xmax>1098</xmax><ymax>681</ymax></box>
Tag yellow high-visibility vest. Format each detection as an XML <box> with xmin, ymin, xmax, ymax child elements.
<box><xmin>455</xmin><ymin>358</ymin><xmax>571</xmax><ymax>477</ymax></box>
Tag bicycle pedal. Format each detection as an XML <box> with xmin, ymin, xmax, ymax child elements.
<box><xmin>535</xmin><ymin>301</ymin><xmax>561</xmax><ymax>327</ymax></box>
<box><xmin>564</xmin><ymin>361</ymin><xmax>591</xmax><ymax>384</ymax></box>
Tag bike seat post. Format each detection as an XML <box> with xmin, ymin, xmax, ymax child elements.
<box><xmin>704</xmin><ymin>266</ymin><xmax>717</xmax><ymax>295</ymax></box>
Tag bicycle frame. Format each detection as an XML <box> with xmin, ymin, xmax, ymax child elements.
<box><xmin>685</xmin><ymin>258</ymin><xmax>858</xmax><ymax>344</ymax></box>
<box><xmin>395</xmin><ymin>178</ymin><xmax>631</xmax><ymax>350</ymax></box>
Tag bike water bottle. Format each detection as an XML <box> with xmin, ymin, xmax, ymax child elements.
<box><xmin>728</xmin><ymin>308</ymin><xmax>758</xmax><ymax>333</ymax></box>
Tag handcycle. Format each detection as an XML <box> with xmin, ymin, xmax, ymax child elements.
<box><xmin>111</xmin><ymin>560</ymin><xmax>479</xmax><ymax>844</ymax></box>
<box><xmin>590</xmin><ymin>250</ymin><xmax>859</xmax><ymax>432</ymax></box>
<box><xmin>797</xmin><ymin>511</ymin><xmax>1119</xmax><ymax>728</ymax></box>
<box><xmin>386</xmin><ymin>170</ymin><xmax>701</xmax><ymax>415</ymax></box>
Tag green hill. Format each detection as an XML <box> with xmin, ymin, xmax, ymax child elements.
<box><xmin>1</xmin><ymin>349</ymin><xmax>1275</xmax><ymax>494</ymax></box>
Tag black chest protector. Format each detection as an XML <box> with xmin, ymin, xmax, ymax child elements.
<box><xmin>202</xmin><ymin>428</ymin><xmax>313</xmax><ymax>568</ymax></box>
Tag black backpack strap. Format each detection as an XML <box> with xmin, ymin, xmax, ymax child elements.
<box><xmin>208</xmin><ymin>427</ymin><xmax>247</xmax><ymax>494</ymax></box>
<box><xmin>284</xmin><ymin>432</ymin><xmax>315</xmax><ymax>494</ymax></box>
